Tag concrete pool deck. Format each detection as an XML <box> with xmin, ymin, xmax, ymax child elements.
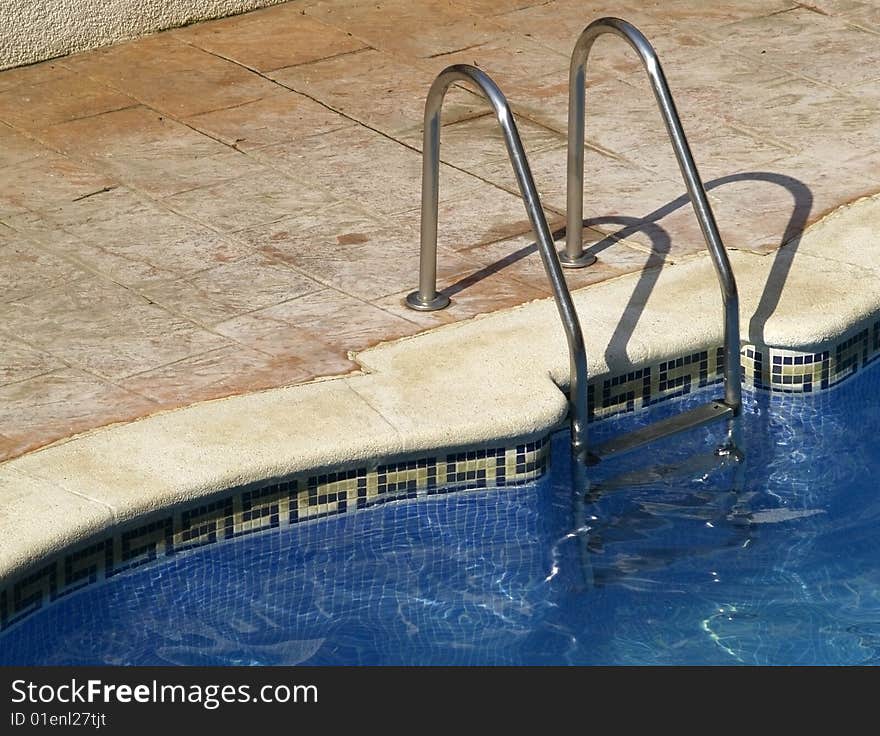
<box><xmin>4</xmin><ymin>1</ymin><xmax>880</xmax><ymax>584</ymax></box>
<box><xmin>4</xmin><ymin>0</ymin><xmax>880</xmax><ymax>462</ymax></box>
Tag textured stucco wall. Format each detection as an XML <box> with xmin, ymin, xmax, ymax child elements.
<box><xmin>0</xmin><ymin>0</ymin><xmax>286</xmax><ymax>70</ymax></box>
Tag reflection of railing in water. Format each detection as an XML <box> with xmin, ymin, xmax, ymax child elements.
<box><xmin>568</xmin><ymin>411</ymin><xmax>747</xmax><ymax>589</ymax></box>
<box><xmin>404</xmin><ymin>64</ymin><xmax>590</xmax><ymax>464</ymax></box>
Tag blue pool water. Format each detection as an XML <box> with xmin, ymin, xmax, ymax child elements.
<box><xmin>3</xmin><ymin>363</ymin><xmax>880</xmax><ymax>665</ymax></box>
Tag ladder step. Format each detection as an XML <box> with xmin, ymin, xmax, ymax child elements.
<box><xmin>587</xmin><ymin>448</ymin><xmax>730</xmax><ymax>497</ymax></box>
<box><xmin>592</xmin><ymin>401</ymin><xmax>734</xmax><ymax>463</ymax></box>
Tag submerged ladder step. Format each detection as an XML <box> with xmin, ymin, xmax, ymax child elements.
<box><xmin>591</xmin><ymin>401</ymin><xmax>734</xmax><ymax>464</ymax></box>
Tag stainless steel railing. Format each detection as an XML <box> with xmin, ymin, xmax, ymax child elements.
<box><xmin>405</xmin><ymin>64</ymin><xmax>590</xmax><ymax>463</ymax></box>
<box><xmin>565</xmin><ymin>17</ymin><xmax>742</xmax><ymax>412</ymax></box>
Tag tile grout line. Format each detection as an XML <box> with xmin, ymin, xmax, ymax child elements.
<box><xmin>3</xmin><ymin>464</ymin><xmax>119</xmax><ymax>521</ymax></box>
<box><xmin>0</xmin><ymin>229</ymin><xmax>277</xmax><ymax>397</ymax></box>
<box><xmin>343</xmin><ymin>379</ymin><xmax>407</xmax><ymax>444</ymax></box>
<box><xmin>0</xmin><ymin>336</ymin><xmax>165</xmax><ymax>407</ymax></box>
<box><xmin>0</xmin><ymin>86</ymin><xmax>365</xmax><ymax>351</ymax></box>
<box><xmin>249</xmin><ymin>44</ymin><xmax>374</xmax><ymax>76</ymax></box>
<box><xmin>177</xmin><ymin>42</ymin><xmax>580</xmax><ymax>212</ymax></box>
<box><xmin>715</xmin><ymin>36</ymin><xmax>880</xmax><ymax>97</ymax></box>
<box><xmin>9</xmin><ymin>47</ymin><xmax>504</xmax><ymax>328</ymax></box>
<box><xmin>122</xmin><ymin>46</ymin><xmax>594</xmax><ymax>302</ymax></box>
<box><xmin>5</xmin><ymin>29</ymin><xmax>677</xmax><ymax>299</ymax></box>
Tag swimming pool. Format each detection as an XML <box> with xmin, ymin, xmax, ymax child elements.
<box><xmin>2</xmin><ymin>357</ymin><xmax>879</xmax><ymax>666</ymax></box>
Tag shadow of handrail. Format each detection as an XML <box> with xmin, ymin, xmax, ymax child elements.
<box><xmin>441</xmin><ymin>216</ymin><xmax>672</xmax><ymax>374</ymax></box>
<box><xmin>601</xmin><ymin>170</ymin><xmax>813</xmax><ymax>348</ymax></box>
<box><xmin>578</xmin><ymin>217</ymin><xmax>670</xmax><ymax>371</ymax></box>
<box><xmin>710</xmin><ymin>172</ymin><xmax>813</xmax><ymax>346</ymax></box>
<box><xmin>449</xmin><ymin>169</ymin><xmax>813</xmax><ymax>367</ymax></box>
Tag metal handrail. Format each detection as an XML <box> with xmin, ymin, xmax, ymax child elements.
<box><xmin>405</xmin><ymin>64</ymin><xmax>590</xmax><ymax>462</ymax></box>
<box><xmin>565</xmin><ymin>17</ymin><xmax>742</xmax><ymax>412</ymax></box>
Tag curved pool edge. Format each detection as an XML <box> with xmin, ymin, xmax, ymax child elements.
<box><xmin>4</xmin><ymin>192</ymin><xmax>880</xmax><ymax>624</ymax></box>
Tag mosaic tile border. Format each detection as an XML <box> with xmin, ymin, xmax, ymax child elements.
<box><xmin>585</xmin><ymin>316</ymin><xmax>880</xmax><ymax>417</ymax></box>
<box><xmin>5</xmin><ymin>317</ymin><xmax>880</xmax><ymax>635</ymax></box>
<box><xmin>588</xmin><ymin>348</ymin><xmax>725</xmax><ymax>419</ymax></box>
<box><xmin>0</xmin><ymin>439</ymin><xmax>549</xmax><ymax>633</ymax></box>
<box><xmin>741</xmin><ymin>321</ymin><xmax>880</xmax><ymax>394</ymax></box>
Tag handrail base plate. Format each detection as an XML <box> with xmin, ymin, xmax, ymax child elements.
<box><xmin>406</xmin><ymin>290</ymin><xmax>450</xmax><ymax>311</ymax></box>
<box><xmin>559</xmin><ymin>250</ymin><xmax>597</xmax><ymax>269</ymax></box>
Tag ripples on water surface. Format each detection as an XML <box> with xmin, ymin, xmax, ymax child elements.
<box><xmin>5</xmin><ymin>363</ymin><xmax>880</xmax><ymax>665</ymax></box>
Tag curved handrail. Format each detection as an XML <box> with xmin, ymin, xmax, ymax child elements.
<box><xmin>405</xmin><ymin>64</ymin><xmax>589</xmax><ymax>462</ymax></box>
<box><xmin>565</xmin><ymin>17</ymin><xmax>742</xmax><ymax>411</ymax></box>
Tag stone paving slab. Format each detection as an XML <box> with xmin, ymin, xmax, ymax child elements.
<box><xmin>2</xmin><ymin>0</ymin><xmax>880</xmax><ymax>462</ymax></box>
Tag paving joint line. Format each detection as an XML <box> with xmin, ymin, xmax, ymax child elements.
<box><xmin>186</xmin><ymin>43</ymin><xmax>578</xmax><ymax>210</ymax></box>
<box><xmin>5</xmin><ymin>464</ymin><xmax>119</xmax><ymax>519</ymax></box>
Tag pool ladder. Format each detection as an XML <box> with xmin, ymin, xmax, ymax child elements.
<box><xmin>406</xmin><ymin>17</ymin><xmax>742</xmax><ymax>466</ymax></box>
